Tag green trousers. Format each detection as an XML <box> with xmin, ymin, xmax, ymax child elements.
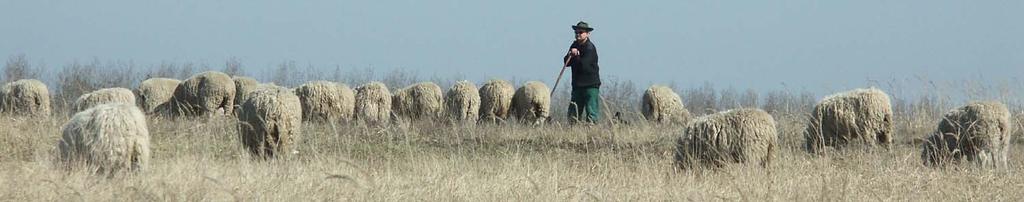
<box><xmin>568</xmin><ymin>87</ymin><xmax>600</xmax><ymax>123</ymax></box>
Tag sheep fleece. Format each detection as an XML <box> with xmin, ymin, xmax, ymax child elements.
<box><xmin>392</xmin><ymin>82</ymin><xmax>444</xmax><ymax>120</ymax></box>
<box><xmin>478</xmin><ymin>79</ymin><xmax>515</xmax><ymax>122</ymax></box>
<box><xmin>804</xmin><ymin>88</ymin><xmax>893</xmax><ymax>153</ymax></box>
<box><xmin>641</xmin><ymin>85</ymin><xmax>691</xmax><ymax>124</ymax></box>
<box><xmin>170</xmin><ymin>71</ymin><xmax>236</xmax><ymax>116</ymax></box>
<box><xmin>510</xmin><ymin>81</ymin><xmax>551</xmax><ymax>124</ymax></box>
<box><xmin>295</xmin><ymin>81</ymin><xmax>355</xmax><ymax>122</ymax></box>
<box><xmin>445</xmin><ymin>80</ymin><xmax>481</xmax><ymax>123</ymax></box>
<box><xmin>0</xmin><ymin>79</ymin><xmax>50</xmax><ymax>116</ymax></box>
<box><xmin>354</xmin><ymin>82</ymin><xmax>392</xmax><ymax>125</ymax></box>
<box><xmin>922</xmin><ymin>101</ymin><xmax>1014</xmax><ymax>168</ymax></box>
<box><xmin>675</xmin><ymin>108</ymin><xmax>778</xmax><ymax>169</ymax></box>
<box><xmin>135</xmin><ymin>78</ymin><xmax>181</xmax><ymax>114</ymax></box>
<box><xmin>237</xmin><ymin>85</ymin><xmax>302</xmax><ymax>157</ymax></box>
<box><xmin>57</xmin><ymin>103</ymin><xmax>151</xmax><ymax>174</ymax></box>
<box><xmin>75</xmin><ymin>88</ymin><xmax>136</xmax><ymax>112</ymax></box>
<box><xmin>232</xmin><ymin>76</ymin><xmax>259</xmax><ymax>112</ymax></box>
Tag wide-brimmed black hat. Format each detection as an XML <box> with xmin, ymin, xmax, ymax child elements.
<box><xmin>572</xmin><ymin>21</ymin><xmax>594</xmax><ymax>32</ymax></box>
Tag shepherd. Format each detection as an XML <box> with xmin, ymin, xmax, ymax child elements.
<box><xmin>563</xmin><ymin>21</ymin><xmax>601</xmax><ymax>123</ymax></box>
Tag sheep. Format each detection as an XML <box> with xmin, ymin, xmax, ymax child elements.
<box><xmin>294</xmin><ymin>80</ymin><xmax>355</xmax><ymax>122</ymax></box>
<box><xmin>392</xmin><ymin>82</ymin><xmax>444</xmax><ymax>121</ymax></box>
<box><xmin>444</xmin><ymin>80</ymin><xmax>480</xmax><ymax>124</ymax></box>
<box><xmin>478</xmin><ymin>79</ymin><xmax>515</xmax><ymax>123</ymax></box>
<box><xmin>57</xmin><ymin>103</ymin><xmax>150</xmax><ymax>175</ymax></box>
<box><xmin>135</xmin><ymin>78</ymin><xmax>180</xmax><ymax>114</ymax></box>
<box><xmin>74</xmin><ymin>88</ymin><xmax>136</xmax><ymax>113</ymax></box>
<box><xmin>0</xmin><ymin>79</ymin><xmax>50</xmax><ymax>116</ymax></box>
<box><xmin>353</xmin><ymin>82</ymin><xmax>392</xmax><ymax>125</ymax></box>
<box><xmin>510</xmin><ymin>81</ymin><xmax>551</xmax><ymax>124</ymax></box>
<box><xmin>803</xmin><ymin>88</ymin><xmax>894</xmax><ymax>153</ymax></box>
<box><xmin>232</xmin><ymin>76</ymin><xmax>259</xmax><ymax>113</ymax></box>
<box><xmin>674</xmin><ymin>108</ymin><xmax>778</xmax><ymax>170</ymax></box>
<box><xmin>641</xmin><ymin>85</ymin><xmax>691</xmax><ymax>124</ymax></box>
<box><xmin>922</xmin><ymin>101</ymin><xmax>1014</xmax><ymax>168</ymax></box>
<box><xmin>236</xmin><ymin>85</ymin><xmax>302</xmax><ymax>158</ymax></box>
<box><xmin>167</xmin><ymin>71</ymin><xmax>236</xmax><ymax>116</ymax></box>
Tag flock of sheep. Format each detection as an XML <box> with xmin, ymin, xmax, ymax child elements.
<box><xmin>0</xmin><ymin>71</ymin><xmax>1015</xmax><ymax>175</ymax></box>
<box><xmin>660</xmin><ymin>87</ymin><xmax>1014</xmax><ymax>170</ymax></box>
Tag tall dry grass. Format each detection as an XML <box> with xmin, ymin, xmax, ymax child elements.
<box><xmin>2</xmin><ymin>56</ymin><xmax>1024</xmax><ymax>200</ymax></box>
<box><xmin>2</xmin><ymin>114</ymin><xmax>1023</xmax><ymax>201</ymax></box>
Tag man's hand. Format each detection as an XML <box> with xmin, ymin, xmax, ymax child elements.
<box><xmin>569</xmin><ymin>48</ymin><xmax>580</xmax><ymax>56</ymax></box>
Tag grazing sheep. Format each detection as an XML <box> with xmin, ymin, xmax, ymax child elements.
<box><xmin>353</xmin><ymin>82</ymin><xmax>392</xmax><ymax>125</ymax></box>
<box><xmin>674</xmin><ymin>108</ymin><xmax>778</xmax><ymax>169</ymax></box>
<box><xmin>641</xmin><ymin>85</ymin><xmax>691</xmax><ymax>124</ymax></box>
<box><xmin>232</xmin><ymin>76</ymin><xmax>259</xmax><ymax>113</ymax></box>
<box><xmin>444</xmin><ymin>80</ymin><xmax>480</xmax><ymax>124</ymax></box>
<box><xmin>478</xmin><ymin>79</ymin><xmax>515</xmax><ymax>123</ymax></box>
<box><xmin>922</xmin><ymin>101</ymin><xmax>1014</xmax><ymax>168</ymax></box>
<box><xmin>74</xmin><ymin>88</ymin><xmax>136</xmax><ymax>113</ymax></box>
<box><xmin>0</xmin><ymin>79</ymin><xmax>50</xmax><ymax>116</ymax></box>
<box><xmin>168</xmin><ymin>71</ymin><xmax>236</xmax><ymax>116</ymax></box>
<box><xmin>804</xmin><ymin>88</ymin><xmax>894</xmax><ymax>153</ymax></box>
<box><xmin>237</xmin><ymin>85</ymin><xmax>302</xmax><ymax>158</ymax></box>
<box><xmin>510</xmin><ymin>81</ymin><xmax>551</xmax><ymax>124</ymax></box>
<box><xmin>294</xmin><ymin>81</ymin><xmax>355</xmax><ymax>122</ymax></box>
<box><xmin>57</xmin><ymin>103</ymin><xmax>150</xmax><ymax>175</ymax></box>
<box><xmin>135</xmin><ymin>78</ymin><xmax>180</xmax><ymax>114</ymax></box>
<box><xmin>392</xmin><ymin>82</ymin><xmax>444</xmax><ymax>120</ymax></box>
<box><xmin>337</xmin><ymin>85</ymin><xmax>355</xmax><ymax>117</ymax></box>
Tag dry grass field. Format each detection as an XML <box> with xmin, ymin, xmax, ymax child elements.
<box><xmin>2</xmin><ymin>60</ymin><xmax>1024</xmax><ymax>201</ymax></box>
<box><xmin>1</xmin><ymin>110</ymin><xmax>1023</xmax><ymax>201</ymax></box>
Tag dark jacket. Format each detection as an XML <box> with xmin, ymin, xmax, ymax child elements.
<box><xmin>564</xmin><ymin>39</ymin><xmax>601</xmax><ymax>88</ymax></box>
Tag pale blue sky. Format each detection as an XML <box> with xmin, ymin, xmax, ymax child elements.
<box><xmin>2</xmin><ymin>0</ymin><xmax>1022</xmax><ymax>94</ymax></box>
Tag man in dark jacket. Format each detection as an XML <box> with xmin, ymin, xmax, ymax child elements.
<box><xmin>564</xmin><ymin>21</ymin><xmax>601</xmax><ymax>123</ymax></box>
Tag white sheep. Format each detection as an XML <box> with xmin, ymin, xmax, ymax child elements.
<box><xmin>444</xmin><ymin>80</ymin><xmax>480</xmax><ymax>124</ymax></box>
<box><xmin>294</xmin><ymin>80</ymin><xmax>355</xmax><ymax>122</ymax></box>
<box><xmin>353</xmin><ymin>82</ymin><xmax>392</xmax><ymax>126</ymax></box>
<box><xmin>232</xmin><ymin>76</ymin><xmax>259</xmax><ymax>113</ymax></box>
<box><xmin>135</xmin><ymin>78</ymin><xmax>181</xmax><ymax>114</ymax></box>
<box><xmin>237</xmin><ymin>85</ymin><xmax>302</xmax><ymax>158</ymax></box>
<box><xmin>510</xmin><ymin>81</ymin><xmax>551</xmax><ymax>124</ymax></box>
<box><xmin>0</xmin><ymin>79</ymin><xmax>50</xmax><ymax>116</ymax></box>
<box><xmin>168</xmin><ymin>71</ymin><xmax>236</xmax><ymax>116</ymax></box>
<box><xmin>57</xmin><ymin>103</ymin><xmax>151</xmax><ymax>175</ymax></box>
<box><xmin>804</xmin><ymin>88</ymin><xmax>894</xmax><ymax>153</ymax></box>
<box><xmin>392</xmin><ymin>82</ymin><xmax>444</xmax><ymax>121</ymax></box>
<box><xmin>641</xmin><ymin>85</ymin><xmax>691</xmax><ymax>124</ymax></box>
<box><xmin>675</xmin><ymin>108</ymin><xmax>778</xmax><ymax>170</ymax></box>
<box><xmin>478</xmin><ymin>79</ymin><xmax>515</xmax><ymax>123</ymax></box>
<box><xmin>922</xmin><ymin>101</ymin><xmax>1014</xmax><ymax>168</ymax></box>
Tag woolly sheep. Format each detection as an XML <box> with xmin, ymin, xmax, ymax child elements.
<box><xmin>641</xmin><ymin>85</ymin><xmax>691</xmax><ymax>124</ymax></box>
<box><xmin>392</xmin><ymin>82</ymin><xmax>444</xmax><ymax>120</ymax></box>
<box><xmin>74</xmin><ymin>88</ymin><xmax>136</xmax><ymax>113</ymax></box>
<box><xmin>135</xmin><ymin>78</ymin><xmax>180</xmax><ymax>114</ymax></box>
<box><xmin>0</xmin><ymin>79</ymin><xmax>50</xmax><ymax>116</ymax></box>
<box><xmin>674</xmin><ymin>108</ymin><xmax>778</xmax><ymax>169</ymax></box>
<box><xmin>353</xmin><ymin>82</ymin><xmax>392</xmax><ymax>125</ymax></box>
<box><xmin>444</xmin><ymin>80</ymin><xmax>480</xmax><ymax>124</ymax></box>
<box><xmin>232</xmin><ymin>76</ymin><xmax>259</xmax><ymax>113</ymax></box>
<box><xmin>804</xmin><ymin>88</ymin><xmax>894</xmax><ymax>153</ymax></box>
<box><xmin>478</xmin><ymin>79</ymin><xmax>515</xmax><ymax>123</ymax></box>
<box><xmin>510</xmin><ymin>81</ymin><xmax>551</xmax><ymax>124</ymax></box>
<box><xmin>57</xmin><ymin>103</ymin><xmax>150</xmax><ymax>175</ymax></box>
<box><xmin>294</xmin><ymin>80</ymin><xmax>355</xmax><ymax>122</ymax></box>
<box><xmin>237</xmin><ymin>85</ymin><xmax>302</xmax><ymax>158</ymax></box>
<box><xmin>168</xmin><ymin>71</ymin><xmax>236</xmax><ymax>116</ymax></box>
<box><xmin>922</xmin><ymin>101</ymin><xmax>1014</xmax><ymax>168</ymax></box>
